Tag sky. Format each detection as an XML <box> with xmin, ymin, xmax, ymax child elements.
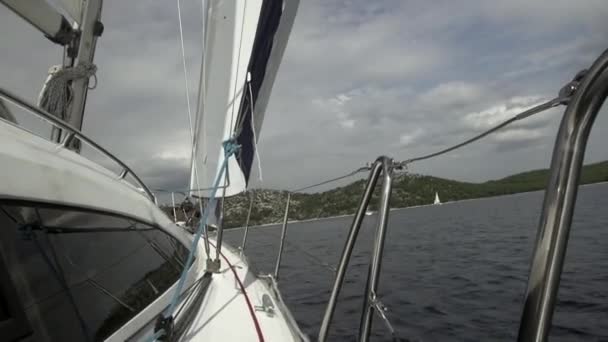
<box><xmin>2</xmin><ymin>0</ymin><xmax>608</xmax><ymax>195</ymax></box>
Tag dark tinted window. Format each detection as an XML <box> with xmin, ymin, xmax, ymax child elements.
<box><xmin>0</xmin><ymin>203</ymin><xmax>188</xmax><ymax>341</ymax></box>
<box><xmin>0</xmin><ymin>253</ymin><xmax>33</xmax><ymax>341</ymax></box>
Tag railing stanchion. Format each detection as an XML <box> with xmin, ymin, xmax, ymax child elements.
<box><xmin>359</xmin><ymin>158</ymin><xmax>393</xmax><ymax>341</ymax></box>
<box><xmin>518</xmin><ymin>51</ymin><xmax>608</xmax><ymax>341</ymax></box>
<box><xmin>240</xmin><ymin>192</ymin><xmax>255</xmax><ymax>254</ymax></box>
<box><xmin>318</xmin><ymin>157</ymin><xmax>388</xmax><ymax>342</ymax></box>
<box><xmin>212</xmin><ymin>182</ymin><xmax>228</xmax><ymax>271</ymax></box>
<box><xmin>171</xmin><ymin>192</ymin><xmax>178</xmax><ymax>222</ymax></box>
<box><xmin>274</xmin><ymin>192</ymin><xmax>291</xmax><ymax>280</ymax></box>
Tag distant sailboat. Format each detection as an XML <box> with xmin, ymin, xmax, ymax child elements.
<box><xmin>433</xmin><ymin>192</ymin><xmax>441</xmax><ymax>205</ymax></box>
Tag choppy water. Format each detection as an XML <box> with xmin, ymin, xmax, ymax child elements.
<box><xmin>224</xmin><ymin>183</ymin><xmax>608</xmax><ymax>341</ymax></box>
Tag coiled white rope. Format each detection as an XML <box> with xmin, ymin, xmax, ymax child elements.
<box><xmin>37</xmin><ymin>63</ymin><xmax>97</xmax><ymax>122</ymax></box>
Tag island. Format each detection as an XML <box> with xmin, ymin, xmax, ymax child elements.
<box><xmin>161</xmin><ymin>161</ymin><xmax>608</xmax><ymax>228</ymax></box>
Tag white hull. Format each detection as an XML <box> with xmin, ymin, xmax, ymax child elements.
<box><xmin>0</xmin><ymin>118</ymin><xmax>306</xmax><ymax>341</ymax></box>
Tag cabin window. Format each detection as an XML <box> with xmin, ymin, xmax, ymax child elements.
<box><xmin>0</xmin><ymin>254</ymin><xmax>33</xmax><ymax>341</ymax></box>
<box><xmin>0</xmin><ymin>202</ymin><xmax>188</xmax><ymax>341</ymax></box>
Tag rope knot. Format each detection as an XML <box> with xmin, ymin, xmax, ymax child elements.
<box><xmin>222</xmin><ymin>138</ymin><xmax>241</xmax><ymax>157</ymax></box>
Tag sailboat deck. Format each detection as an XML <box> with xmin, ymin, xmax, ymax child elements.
<box><xmin>180</xmin><ymin>238</ymin><xmax>304</xmax><ymax>341</ymax></box>
<box><xmin>0</xmin><ymin>117</ymin><xmax>306</xmax><ymax>341</ymax></box>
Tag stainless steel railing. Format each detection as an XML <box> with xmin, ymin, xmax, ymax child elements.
<box><xmin>518</xmin><ymin>49</ymin><xmax>608</xmax><ymax>342</ymax></box>
<box><xmin>239</xmin><ymin>192</ymin><xmax>255</xmax><ymax>254</ymax></box>
<box><xmin>318</xmin><ymin>156</ymin><xmax>396</xmax><ymax>342</ymax></box>
<box><xmin>236</xmin><ymin>48</ymin><xmax>608</xmax><ymax>341</ymax></box>
<box><xmin>312</xmin><ymin>52</ymin><xmax>608</xmax><ymax>341</ymax></box>
<box><xmin>274</xmin><ymin>192</ymin><xmax>292</xmax><ymax>279</ymax></box>
<box><xmin>0</xmin><ymin>87</ymin><xmax>156</xmax><ymax>202</ymax></box>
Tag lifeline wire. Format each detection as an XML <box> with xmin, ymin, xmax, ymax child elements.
<box><xmin>396</xmin><ymin>72</ymin><xmax>583</xmax><ymax>168</ymax></box>
<box><xmin>285</xmin><ymin>95</ymin><xmax>559</xmax><ymax>194</ymax></box>
<box><xmin>154</xmin><ymin>74</ymin><xmax>578</xmax><ymax>197</ymax></box>
<box><xmin>290</xmin><ymin>166</ymin><xmax>371</xmax><ymax>193</ymax></box>
<box><xmin>398</xmin><ymin>98</ymin><xmax>562</xmax><ymax>167</ymax></box>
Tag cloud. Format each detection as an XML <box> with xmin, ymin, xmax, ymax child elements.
<box><xmin>419</xmin><ymin>82</ymin><xmax>482</xmax><ymax>110</ymax></box>
<box><xmin>313</xmin><ymin>93</ymin><xmax>356</xmax><ymax>129</ymax></box>
<box><xmin>398</xmin><ymin>128</ymin><xmax>425</xmax><ymax>147</ymax></box>
<box><xmin>1</xmin><ymin>0</ymin><xmax>608</xmax><ymax>194</ymax></box>
<box><xmin>462</xmin><ymin>96</ymin><xmax>547</xmax><ymax>131</ymax></box>
<box><xmin>493</xmin><ymin>128</ymin><xmax>543</xmax><ymax>143</ymax></box>
<box><xmin>492</xmin><ymin>129</ymin><xmax>547</xmax><ymax>153</ymax></box>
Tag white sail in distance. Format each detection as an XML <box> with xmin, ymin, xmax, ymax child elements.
<box><xmin>434</xmin><ymin>192</ymin><xmax>441</xmax><ymax>205</ymax></box>
<box><xmin>190</xmin><ymin>0</ymin><xmax>299</xmax><ymax>198</ymax></box>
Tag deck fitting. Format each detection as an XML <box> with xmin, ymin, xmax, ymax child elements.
<box><xmin>206</xmin><ymin>258</ymin><xmax>221</xmax><ymax>273</ymax></box>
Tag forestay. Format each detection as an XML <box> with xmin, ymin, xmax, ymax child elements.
<box><xmin>189</xmin><ymin>0</ymin><xmax>299</xmax><ymax>197</ymax></box>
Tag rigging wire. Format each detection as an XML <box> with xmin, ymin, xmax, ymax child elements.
<box><xmin>163</xmin><ymin>140</ymin><xmax>239</xmax><ymax>323</ymax></box>
<box><xmin>176</xmin><ymin>0</ymin><xmax>194</xmax><ymax>142</ymax></box>
<box><xmin>151</xmin><ymin>89</ymin><xmax>568</xmax><ymax>197</ymax></box>
<box><xmin>176</xmin><ymin>0</ymin><xmax>211</xmax><ymax>260</ymax></box>
<box><xmin>153</xmin><ymin>73</ymin><xmax>580</xmax><ymax>199</ymax></box>
<box><xmin>227</xmin><ymin>0</ymin><xmax>249</xmax><ymax>137</ymax></box>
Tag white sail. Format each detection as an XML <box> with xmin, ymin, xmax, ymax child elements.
<box><xmin>190</xmin><ymin>0</ymin><xmax>299</xmax><ymax>198</ymax></box>
<box><xmin>434</xmin><ymin>192</ymin><xmax>441</xmax><ymax>205</ymax></box>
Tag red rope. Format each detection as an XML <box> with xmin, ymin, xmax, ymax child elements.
<box><xmin>210</xmin><ymin>242</ymin><xmax>265</xmax><ymax>342</ymax></box>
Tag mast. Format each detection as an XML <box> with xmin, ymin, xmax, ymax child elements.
<box><xmin>1</xmin><ymin>0</ymin><xmax>104</xmax><ymax>148</ymax></box>
<box><xmin>55</xmin><ymin>0</ymin><xmax>104</xmax><ymax>147</ymax></box>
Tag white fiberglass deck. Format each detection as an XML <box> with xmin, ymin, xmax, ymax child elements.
<box><xmin>179</xmin><ymin>238</ymin><xmax>303</xmax><ymax>341</ymax></box>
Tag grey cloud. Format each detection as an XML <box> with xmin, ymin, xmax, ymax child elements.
<box><xmin>493</xmin><ymin>134</ymin><xmax>548</xmax><ymax>153</ymax></box>
<box><xmin>2</xmin><ymin>0</ymin><xmax>608</xmax><ymax>194</ymax></box>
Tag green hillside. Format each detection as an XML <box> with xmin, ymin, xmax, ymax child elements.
<box><xmin>162</xmin><ymin>161</ymin><xmax>608</xmax><ymax>228</ymax></box>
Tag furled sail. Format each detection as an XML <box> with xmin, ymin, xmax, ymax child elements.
<box><xmin>190</xmin><ymin>0</ymin><xmax>299</xmax><ymax>198</ymax></box>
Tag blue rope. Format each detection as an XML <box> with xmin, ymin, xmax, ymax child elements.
<box><xmin>154</xmin><ymin>139</ymin><xmax>240</xmax><ymax>340</ymax></box>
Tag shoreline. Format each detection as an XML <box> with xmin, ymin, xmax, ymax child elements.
<box><xmin>227</xmin><ymin>181</ymin><xmax>608</xmax><ymax>231</ymax></box>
